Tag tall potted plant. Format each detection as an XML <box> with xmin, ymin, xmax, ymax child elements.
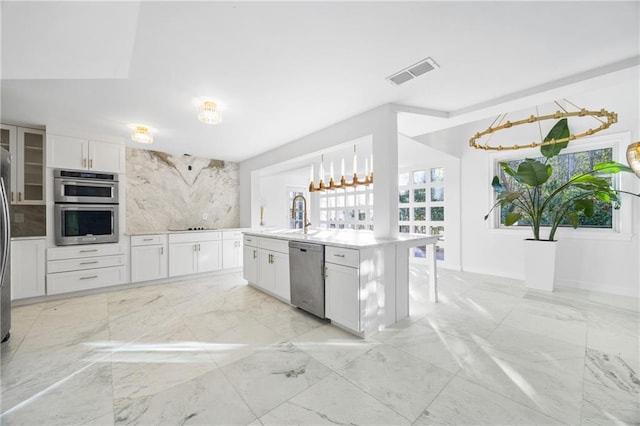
<box><xmin>486</xmin><ymin>119</ymin><xmax>638</xmax><ymax>291</ymax></box>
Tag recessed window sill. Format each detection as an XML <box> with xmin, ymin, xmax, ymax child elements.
<box><xmin>487</xmin><ymin>227</ymin><xmax>633</xmax><ymax>242</ymax></box>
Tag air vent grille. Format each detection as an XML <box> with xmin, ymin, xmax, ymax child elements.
<box><xmin>387</xmin><ymin>57</ymin><xmax>439</xmax><ymax>86</ymax></box>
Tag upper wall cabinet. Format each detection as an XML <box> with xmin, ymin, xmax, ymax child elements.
<box><xmin>47</xmin><ymin>134</ymin><xmax>125</xmax><ymax>174</ymax></box>
<box><xmin>0</xmin><ymin>124</ymin><xmax>45</xmax><ymax>205</ymax></box>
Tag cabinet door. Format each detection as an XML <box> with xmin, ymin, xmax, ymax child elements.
<box><xmin>197</xmin><ymin>240</ymin><xmax>221</xmax><ymax>273</ymax></box>
<box><xmin>131</xmin><ymin>245</ymin><xmax>167</xmax><ymax>283</ymax></box>
<box><xmin>325</xmin><ymin>262</ymin><xmax>360</xmax><ymax>332</ymax></box>
<box><xmin>89</xmin><ymin>140</ymin><xmax>124</xmax><ymax>173</ymax></box>
<box><xmin>11</xmin><ymin>239</ymin><xmax>46</xmax><ymax>300</ymax></box>
<box><xmin>16</xmin><ymin>128</ymin><xmax>45</xmax><ymax>204</ymax></box>
<box><xmin>169</xmin><ymin>242</ymin><xmax>198</xmax><ymax>277</ymax></box>
<box><xmin>243</xmin><ymin>246</ymin><xmax>258</xmax><ymax>284</ymax></box>
<box><xmin>0</xmin><ymin>125</ymin><xmax>18</xmax><ymax>202</ymax></box>
<box><xmin>47</xmin><ymin>134</ymin><xmax>88</xmax><ymax>170</ymax></box>
<box><xmin>257</xmin><ymin>250</ymin><xmax>276</xmax><ymax>294</ymax></box>
<box><xmin>223</xmin><ymin>238</ymin><xmax>243</xmax><ymax>269</ymax></box>
<box><xmin>272</xmin><ymin>251</ymin><xmax>290</xmax><ymax>302</ymax></box>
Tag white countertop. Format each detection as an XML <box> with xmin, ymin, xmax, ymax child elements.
<box><xmin>243</xmin><ymin>229</ymin><xmax>439</xmax><ymax>249</ymax></box>
<box><xmin>127</xmin><ymin>228</ymin><xmax>251</xmax><ymax>236</ymax></box>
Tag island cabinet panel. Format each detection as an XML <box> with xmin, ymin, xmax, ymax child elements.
<box><xmin>250</xmin><ymin>237</ymin><xmax>290</xmax><ymax>303</ymax></box>
<box><xmin>243</xmin><ymin>245</ymin><xmax>258</xmax><ymax>284</ymax></box>
<box><xmin>325</xmin><ymin>261</ymin><xmax>360</xmax><ymax>332</ymax></box>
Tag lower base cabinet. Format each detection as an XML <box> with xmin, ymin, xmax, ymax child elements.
<box><xmin>47</xmin><ymin>244</ymin><xmax>126</xmax><ymax>295</ymax></box>
<box><xmin>11</xmin><ymin>238</ymin><xmax>46</xmax><ymax>300</ymax></box>
<box><xmin>247</xmin><ymin>236</ymin><xmax>290</xmax><ymax>303</ymax></box>
<box><xmin>131</xmin><ymin>235</ymin><xmax>168</xmax><ymax>283</ymax></box>
<box><xmin>325</xmin><ymin>262</ymin><xmax>360</xmax><ymax>332</ymax></box>
<box><xmin>243</xmin><ymin>245</ymin><xmax>258</xmax><ymax>284</ymax></box>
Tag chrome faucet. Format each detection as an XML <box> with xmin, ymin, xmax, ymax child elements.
<box><xmin>291</xmin><ymin>194</ymin><xmax>312</xmax><ymax>233</ymax></box>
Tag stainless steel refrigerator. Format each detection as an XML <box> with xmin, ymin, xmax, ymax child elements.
<box><xmin>0</xmin><ymin>146</ymin><xmax>11</xmax><ymax>343</ymax></box>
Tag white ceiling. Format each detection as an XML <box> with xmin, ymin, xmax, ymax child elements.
<box><xmin>1</xmin><ymin>1</ymin><xmax>638</xmax><ymax>162</ymax></box>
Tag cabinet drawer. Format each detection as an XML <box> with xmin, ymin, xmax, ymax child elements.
<box><xmin>243</xmin><ymin>234</ymin><xmax>258</xmax><ymax>247</ymax></box>
<box><xmin>325</xmin><ymin>246</ymin><xmax>359</xmax><ymax>268</ymax></box>
<box><xmin>47</xmin><ymin>243</ymin><xmax>125</xmax><ymax>260</ymax></box>
<box><xmin>47</xmin><ymin>254</ymin><xmax>125</xmax><ymax>274</ymax></box>
<box><xmin>258</xmin><ymin>237</ymin><xmax>289</xmax><ymax>254</ymax></box>
<box><xmin>47</xmin><ymin>266</ymin><xmax>126</xmax><ymax>295</ymax></box>
<box><xmin>131</xmin><ymin>234</ymin><xmax>167</xmax><ymax>246</ymax></box>
<box><xmin>169</xmin><ymin>231</ymin><xmax>221</xmax><ymax>244</ymax></box>
<box><xmin>223</xmin><ymin>230</ymin><xmax>243</xmax><ymax>240</ymax></box>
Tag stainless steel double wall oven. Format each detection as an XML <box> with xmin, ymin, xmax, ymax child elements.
<box><xmin>54</xmin><ymin>169</ymin><xmax>119</xmax><ymax>245</ymax></box>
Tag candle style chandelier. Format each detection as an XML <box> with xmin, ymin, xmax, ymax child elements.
<box><xmin>309</xmin><ymin>145</ymin><xmax>373</xmax><ymax>192</ymax></box>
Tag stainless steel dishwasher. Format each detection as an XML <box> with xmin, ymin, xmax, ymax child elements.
<box><xmin>289</xmin><ymin>241</ymin><xmax>325</xmax><ymax>318</ymax></box>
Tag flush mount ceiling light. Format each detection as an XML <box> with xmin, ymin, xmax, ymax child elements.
<box><xmin>627</xmin><ymin>142</ymin><xmax>640</xmax><ymax>178</ymax></box>
<box><xmin>131</xmin><ymin>125</ymin><xmax>153</xmax><ymax>144</ymax></box>
<box><xmin>198</xmin><ymin>101</ymin><xmax>222</xmax><ymax>124</ymax></box>
<box><xmin>469</xmin><ymin>99</ymin><xmax>617</xmax><ymax>151</ymax></box>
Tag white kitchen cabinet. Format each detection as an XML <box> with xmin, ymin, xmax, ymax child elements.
<box><xmin>243</xmin><ymin>245</ymin><xmax>258</xmax><ymax>284</ymax></box>
<box><xmin>47</xmin><ymin>243</ymin><xmax>126</xmax><ymax>295</ymax></box>
<box><xmin>1</xmin><ymin>125</ymin><xmax>45</xmax><ymax>205</ymax></box>
<box><xmin>11</xmin><ymin>238</ymin><xmax>46</xmax><ymax>300</ymax></box>
<box><xmin>168</xmin><ymin>232</ymin><xmax>222</xmax><ymax>277</ymax></box>
<box><xmin>47</xmin><ymin>134</ymin><xmax>124</xmax><ymax>173</ymax></box>
<box><xmin>131</xmin><ymin>235</ymin><xmax>168</xmax><ymax>283</ymax></box>
<box><xmin>223</xmin><ymin>231</ymin><xmax>243</xmax><ymax>269</ymax></box>
<box><xmin>254</xmin><ymin>237</ymin><xmax>290</xmax><ymax>302</ymax></box>
<box><xmin>325</xmin><ymin>261</ymin><xmax>360</xmax><ymax>332</ymax></box>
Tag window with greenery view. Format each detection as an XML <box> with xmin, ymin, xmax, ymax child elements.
<box><xmin>497</xmin><ymin>147</ymin><xmax>614</xmax><ymax>228</ymax></box>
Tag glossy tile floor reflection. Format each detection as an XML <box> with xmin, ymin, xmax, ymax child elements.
<box><xmin>1</xmin><ymin>266</ymin><xmax>638</xmax><ymax>425</ymax></box>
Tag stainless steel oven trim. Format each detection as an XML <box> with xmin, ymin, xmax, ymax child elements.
<box><xmin>54</xmin><ymin>177</ymin><xmax>119</xmax><ymax>204</ymax></box>
<box><xmin>55</xmin><ymin>204</ymin><xmax>119</xmax><ymax>246</ymax></box>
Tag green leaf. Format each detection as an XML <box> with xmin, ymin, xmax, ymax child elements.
<box><xmin>574</xmin><ymin>199</ymin><xmax>594</xmax><ymax>217</ymax></box>
<box><xmin>505</xmin><ymin>212</ymin><xmax>521</xmax><ymax>226</ymax></box>
<box><xmin>540</xmin><ymin>118</ymin><xmax>570</xmax><ymax>158</ymax></box>
<box><xmin>593</xmin><ymin>161</ymin><xmax>634</xmax><ymax>174</ymax></box>
<box><xmin>565</xmin><ymin>211</ymin><xmax>579</xmax><ymax>228</ymax></box>
<box><xmin>491</xmin><ymin>176</ymin><xmax>505</xmax><ymax>193</ymax></box>
<box><xmin>515</xmin><ymin>159</ymin><xmax>551</xmax><ymax>187</ymax></box>
<box><xmin>498</xmin><ymin>191</ymin><xmax>523</xmax><ymax>203</ymax></box>
<box><xmin>499</xmin><ymin>162</ymin><xmax>517</xmax><ymax>178</ymax></box>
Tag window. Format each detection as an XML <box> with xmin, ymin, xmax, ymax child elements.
<box><xmin>319</xmin><ymin>185</ymin><xmax>374</xmax><ymax>230</ymax></box>
<box><xmin>495</xmin><ymin>147</ymin><xmax>615</xmax><ymax>229</ymax></box>
<box><xmin>398</xmin><ymin>168</ymin><xmax>445</xmax><ymax>260</ymax></box>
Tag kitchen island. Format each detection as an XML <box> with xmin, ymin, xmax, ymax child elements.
<box><xmin>242</xmin><ymin>229</ymin><xmax>439</xmax><ymax>337</ymax></box>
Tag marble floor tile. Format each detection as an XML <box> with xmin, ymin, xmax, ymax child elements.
<box><xmin>501</xmin><ymin>298</ymin><xmax>588</xmax><ymax>347</ymax></box>
<box><xmin>338</xmin><ymin>344</ymin><xmax>454</xmax><ymax>421</ymax></box>
<box><xmin>373</xmin><ymin>322</ymin><xmax>484</xmax><ymax>374</ymax></box>
<box><xmin>259</xmin><ymin>373</ymin><xmax>410</xmax><ymax>425</ymax></box>
<box><xmin>289</xmin><ymin>324</ymin><xmax>380</xmax><ymax>371</ymax></box>
<box><xmin>584</xmin><ymin>347</ymin><xmax>639</xmax><ymax>394</ymax></box>
<box><xmin>2</xmin><ymin>268</ymin><xmax>638</xmax><ymax>425</ymax></box>
<box><xmin>416</xmin><ymin>303</ymin><xmax>500</xmax><ymax>341</ymax></box>
<box><xmin>222</xmin><ymin>342</ymin><xmax>332</xmax><ymax>417</ymax></box>
<box><xmin>581</xmin><ymin>378</ymin><xmax>640</xmax><ymax>425</ymax></box>
<box><xmin>414</xmin><ymin>376</ymin><xmax>563</xmax><ymax>425</ymax></box>
<box><xmin>113</xmin><ymin>367</ymin><xmax>256</xmax><ymax>426</ymax></box>
<box><xmin>483</xmin><ymin>323</ymin><xmax>585</xmax><ymax>364</ymax></box>
<box><xmin>1</xmin><ymin>363</ymin><xmax>113</xmax><ymax>426</ymax></box>
<box><xmin>458</xmin><ymin>344</ymin><xmax>584</xmax><ymax>424</ymax></box>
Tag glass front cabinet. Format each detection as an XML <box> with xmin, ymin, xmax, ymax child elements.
<box><xmin>0</xmin><ymin>124</ymin><xmax>45</xmax><ymax>204</ymax></box>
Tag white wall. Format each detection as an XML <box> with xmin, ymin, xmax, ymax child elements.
<box><xmin>419</xmin><ymin>78</ymin><xmax>640</xmax><ymax>296</ymax></box>
<box><xmin>257</xmin><ymin>170</ymin><xmax>307</xmax><ymax>229</ymax></box>
<box><xmin>240</xmin><ymin>105</ymin><xmax>399</xmax><ymax>238</ymax></box>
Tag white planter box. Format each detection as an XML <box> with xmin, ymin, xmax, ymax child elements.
<box><xmin>523</xmin><ymin>239</ymin><xmax>557</xmax><ymax>292</ymax></box>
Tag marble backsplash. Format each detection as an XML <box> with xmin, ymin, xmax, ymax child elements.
<box><xmin>11</xmin><ymin>205</ymin><xmax>46</xmax><ymax>237</ymax></box>
<box><xmin>126</xmin><ymin>148</ymin><xmax>240</xmax><ymax>234</ymax></box>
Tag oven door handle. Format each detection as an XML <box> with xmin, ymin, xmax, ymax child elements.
<box><xmin>56</xmin><ymin>179</ymin><xmax>115</xmax><ymax>187</ymax></box>
<box><xmin>0</xmin><ymin>177</ymin><xmax>11</xmax><ymax>287</ymax></box>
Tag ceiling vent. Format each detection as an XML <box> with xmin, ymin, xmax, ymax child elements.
<box><xmin>386</xmin><ymin>57</ymin><xmax>439</xmax><ymax>86</ymax></box>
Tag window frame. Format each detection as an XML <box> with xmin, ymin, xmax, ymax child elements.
<box><xmin>487</xmin><ymin>131</ymin><xmax>633</xmax><ymax>240</ymax></box>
